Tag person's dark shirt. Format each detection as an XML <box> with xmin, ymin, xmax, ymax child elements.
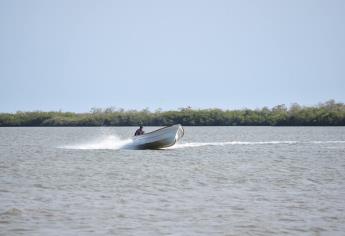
<box><xmin>134</xmin><ymin>128</ymin><xmax>144</xmax><ymax>136</ymax></box>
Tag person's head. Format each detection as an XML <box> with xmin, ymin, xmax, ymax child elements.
<box><xmin>140</xmin><ymin>126</ymin><xmax>143</xmax><ymax>129</ymax></box>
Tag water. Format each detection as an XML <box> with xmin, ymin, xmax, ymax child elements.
<box><xmin>0</xmin><ymin>127</ymin><xmax>345</xmax><ymax>235</ymax></box>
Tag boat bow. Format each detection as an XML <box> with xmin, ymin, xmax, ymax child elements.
<box><xmin>126</xmin><ymin>124</ymin><xmax>184</xmax><ymax>150</ymax></box>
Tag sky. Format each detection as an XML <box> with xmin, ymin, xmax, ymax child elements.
<box><xmin>0</xmin><ymin>0</ymin><xmax>344</xmax><ymax>112</ymax></box>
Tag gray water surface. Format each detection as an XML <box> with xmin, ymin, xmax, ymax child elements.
<box><xmin>1</xmin><ymin>127</ymin><xmax>345</xmax><ymax>235</ymax></box>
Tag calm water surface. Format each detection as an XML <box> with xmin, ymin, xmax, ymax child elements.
<box><xmin>0</xmin><ymin>127</ymin><xmax>345</xmax><ymax>235</ymax></box>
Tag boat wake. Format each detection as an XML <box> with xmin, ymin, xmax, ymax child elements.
<box><xmin>60</xmin><ymin>135</ymin><xmax>133</xmax><ymax>150</ymax></box>
<box><xmin>60</xmin><ymin>137</ymin><xmax>345</xmax><ymax>150</ymax></box>
<box><xmin>169</xmin><ymin>141</ymin><xmax>298</xmax><ymax>149</ymax></box>
<box><xmin>170</xmin><ymin>140</ymin><xmax>345</xmax><ymax>149</ymax></box>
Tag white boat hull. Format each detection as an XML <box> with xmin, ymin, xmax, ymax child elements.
<box><xmin>125</xmin><ymin>124</ymin><xmax>184</xmax><ymax>150</ymax></box>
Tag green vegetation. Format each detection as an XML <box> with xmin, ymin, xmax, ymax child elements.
<box><xmin>1</xmin><ymin>100</ymin><xmax>345</xmax><ymax>126</ymax></box>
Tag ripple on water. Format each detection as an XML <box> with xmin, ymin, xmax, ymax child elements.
<box><xmin>0</xmin><ymin>127</ymin><xmax>345</xmax><ymax>235</ymax></box>
<box><xmin>0</xmin><ymin>208</ymin><xmax>22</xmax><ymax>217</ymax></box>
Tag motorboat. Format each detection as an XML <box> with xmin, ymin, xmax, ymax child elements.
<box><xmin>125</xmin><ymin>124</ymin><xmax>184</xmax><ymax>150</ymax></box>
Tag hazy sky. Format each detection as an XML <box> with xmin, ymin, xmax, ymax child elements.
<box><xmin>1</xmin><ymin>0</ymin><xmax>344</xmax><ymax>112</ymax></box>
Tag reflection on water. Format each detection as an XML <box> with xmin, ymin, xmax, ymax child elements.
<box><xmin>1</xmin><ymin>127</ymin><xmax>345</xmax><ymax>235</ymax></box>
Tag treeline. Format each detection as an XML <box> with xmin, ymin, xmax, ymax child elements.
<box><xmin>1</xmin><ymin>100</ymin><xmax>345</xmax><ymax>126</ymax></box>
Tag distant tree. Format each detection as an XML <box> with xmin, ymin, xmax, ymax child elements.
<box><xmin>1</xmin><ymin>100</ymin><xmax>345</xmax><ymax>126</ymax></box>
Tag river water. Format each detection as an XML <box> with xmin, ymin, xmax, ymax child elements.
<box><xmin>0</xmin><ymin>127</ymin><xmax>345</xmax><ymax>235</ymax></box>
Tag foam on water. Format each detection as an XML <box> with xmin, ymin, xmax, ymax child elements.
<box><xmin>170</xmin><ymin>141</ymin><xmax>298</xmax><ymax>149</ymax></box>
<box><xmin>171</xmin><ymin>140</ymin><xmax>345</xmax><ymax>149</ymax></box>
<box><xmin>60</xmin><ymin>137</ymin><xmax>345</xmax><ymax>150</ymax></box>
<box><xmin>310</xmin><ymin>141</ymin><xmax>345</xmax><ymax>144</ymax></box>
<box><xmin>60</xmin><ymin>135</ymin><xmax>133</xmax><ymax>150</ymax></box>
